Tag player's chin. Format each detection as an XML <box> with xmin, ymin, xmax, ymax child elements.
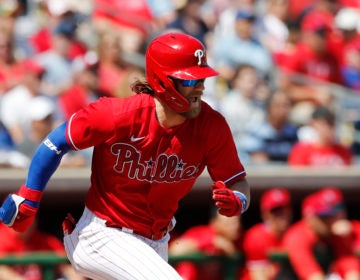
<box><xmin>182</xmin><ymin>101</ymin><xmax>201</xmax><ymax>118</ymax></box>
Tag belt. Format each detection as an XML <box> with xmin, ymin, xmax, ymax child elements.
<box><xmin>118</xmin><ymin>226</ymin><xmax>168</xmax><ymax>241</ymax></box>
<box><xmin>85</xmin><ymin>207</ymin><xmax>170</xmax><ymax>240</ymax></box>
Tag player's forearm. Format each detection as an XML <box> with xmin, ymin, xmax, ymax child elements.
<box><xmin>25</xmin><ymin>122</ymin><xmax>70</xmax><ymax>191</ymax></box>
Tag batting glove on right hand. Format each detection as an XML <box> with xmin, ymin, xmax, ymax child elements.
<box><xmin>212</xmin><ymin>181</ymin><xmax>247</xmax><ymax>217</ymax></box>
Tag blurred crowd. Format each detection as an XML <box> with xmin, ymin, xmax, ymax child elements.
<box><xmin>1</xmin><ymin>0</ymin><xmax>360</xmax><ymax>168</ymax></box>
<box><xmin>169</xmin><ymin>186</ymin><xmax>360</xmax><ymax>280</ymax></box>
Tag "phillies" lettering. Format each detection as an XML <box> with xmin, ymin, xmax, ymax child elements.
<box><xmin>111</xmin><ymin>143</ymin><xmax>199</xmax><ymax>183</ymax></box>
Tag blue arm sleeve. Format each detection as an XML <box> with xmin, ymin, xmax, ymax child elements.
<box><xmin>25</xmin><ymin>122</ymin><xmax>71</xmax><ymax>191</ymax></box>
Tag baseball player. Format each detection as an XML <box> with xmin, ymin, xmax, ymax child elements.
<box><xmin>0</xmin><ymin>32</ymin><xmax>250</xmax><ymax>280</ymax></box>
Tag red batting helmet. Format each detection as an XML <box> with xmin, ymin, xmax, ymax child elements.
<box><xmin>146</xmin><ymin>32</ymin><xmax>218</xmax><ymax>112</ymax></box>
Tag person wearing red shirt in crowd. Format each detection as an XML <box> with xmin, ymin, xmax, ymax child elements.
<box><xmin>327</xmin><ymin>7</ymin><xmax>360</xmax><ymax>91</ymax></box>
<box><xmin>95</xmin><ymin>30</ymin><xmax>144</xmax><ymax>98</ymax></box>
<box><xmin>242</xmin><ymin>188</ymin><xmax>293</xmax><ymax>280</ymax></box>
<box><xmin>92</xmin><ymin>0</ymin><xmax>153</xmax><ymax>53</ymax></box>
<box><xmin>288</xmin><ymin>106</ymin><xmax>353</xmax><ymax>166</ymax></box>
<box><xmin>29</xmin><ymin>9</ymin><xmax>87</xmax><ymax>60</ymax></box>
<box><xmin>328</xmin><ymin>7</ymin><xmax>360</xmax><ymax>68</ymax></box>
<box><xmin>59</xmin><ymin>59</ymin><xmax>101</xmax><ymax>120</ymax></box>
<box><xmin>169</xmin><ymin>210</ymin><xmax>243</xmax><ymax>280</ymax></box>
<box><xmin>339</xmin><ymin>0</ymin><xmax>360</xmax><ymax>8</ymax></box>
<box><xmin>283</xmin><ymin>187</ymin><xmax>360</xmax><ymax>280</ymax></box>
<box><xmin>277</xmin><ymin>9</ymin><xmax>341</xmax><ymax>107</ymax></box>
<box><xmin>279</xmin><ymin>8</ymin><xmax>339</xmax><ymax>82</ymax></box>
<box><xmin>0</xmin><ymin>30</ymin><xmax>24</xmax><ymax>94</ymax></box>
<box><xmin>0</xmin><ymin>218</ymin><xmax>84</xmax><ymax>280</ymax></box>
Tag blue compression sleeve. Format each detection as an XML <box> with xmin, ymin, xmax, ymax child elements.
<box><xmin>25</xmin><ymin>122</ymin><xmax>71</xmax><ymax>191</ymax></box>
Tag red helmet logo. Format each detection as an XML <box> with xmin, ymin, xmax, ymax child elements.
<box><xmin>194</xmin><ymin>49</ymin><xmax>205</xmax><ymax>65</ymax></box>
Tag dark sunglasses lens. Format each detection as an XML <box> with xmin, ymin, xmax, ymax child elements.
<box><xmin>181</xmin><ymin>79</ymin><xmax>199</xmax><ymax>87</ymax></box>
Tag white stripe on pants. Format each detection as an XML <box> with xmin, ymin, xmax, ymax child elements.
<box><xmin>63</xmin><ymin>207</ymin><xmax>182</xmax><ymax>280</ymax></box>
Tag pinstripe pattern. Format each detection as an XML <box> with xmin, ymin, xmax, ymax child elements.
<box><xmin>64</xmin><ymin>208</ymin><xmax>182</xmax><ymax>280</ymax></box>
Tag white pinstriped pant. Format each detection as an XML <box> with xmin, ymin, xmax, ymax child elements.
<box><xmin>63</xmin><ymin>207</ymin><xmax>182</xmax><ymax>280</ymax></box>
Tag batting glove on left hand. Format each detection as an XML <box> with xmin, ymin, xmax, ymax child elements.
<box><xmin>0</xmin><ymin>185</ymin><xmax>42</xmax><ymax>232</ymax></box>
<box><xmin>212</xmin><ymin>181</ymin><xmax>247</xmax><ymax>217</ymax></box>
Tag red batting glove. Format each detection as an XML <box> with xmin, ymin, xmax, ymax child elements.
<box><xmin>0</xmin><ymin>185</ymin><xmax>42</xmax><ymax>232</ymax></box>
<box><xmin>12</xmin><ymin>202</ymin><xmax>38</xmax><ymax>232</ymax></box>
<box><xmin>62</xmin><ymin>213</ymin><xmax>77</xmax><ymax>235</ymax></box>
<box><xmin>212</xmin><ymin>181</ymin><xmax>245</xmax><ymax>217</ymax></box>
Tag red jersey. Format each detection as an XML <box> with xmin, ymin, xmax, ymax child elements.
<box><xmin>97</xmin><ymin>62</ymin><xmax>128</xmax><ymax>97</ymax></box>
<box><xmin>180</xmin><ymin>225</ymin><xmax>242</xmax><ymax>255</ymax></box>
<box><xmin>352</xmin><ymin>220</ymin><xmax>360</xmax><ymax>251</ymax></box>
<box><xmin>339</xmin><ymin>0</ymin><xmax>360</xmax><ymax>7</ymax></box>
<box><xmin>59</xmin><ymin>84</ymin><xmax>95</xmax><ymax>120</ymax></box>
<box><xmin>0</xmin><ymin>223</ymin><xmax>66</xmax><ymax>280</ymax></box>
<box><xmin>288</xmin><ymin>142</ymin><xmax>353</xmax><ymax>166</ymax></box>
<box><xmin>0</xmin><ymin>223</ymin><xmax>65</xmax><ymax>254</ymax></box>
<box><xmin>242</xmin><ymin>223</ymin><xmax>284</xmax><ymax>280</ymax></box>
<box><xmin>92</xmin><ymin>0</ymin><xmax>153</xmax><ymax>36</ymax></box>
<box><xmin>283</xmin><ymin>220</ymin><xmax>360</xmax><ymax>279</ymax></box>
<box><xmin>172</xmin><ymin>225</ymin><xmax>242</xmax><ymax>280</ymax></box>
<box><xmin>278</xmin><ymin>43</ymin><xmax>342</xmax><ymax>84</ymax></box>
<box><xmin>65</xmin><ymin>94</ymin><xmax>246</xmax><ymax>236</ymax></box>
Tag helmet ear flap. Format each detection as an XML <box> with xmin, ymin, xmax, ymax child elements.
<box><xmin>153</xmin><ymin>73</ymin><xmax>190</xmax><ymax>113</ymax></box>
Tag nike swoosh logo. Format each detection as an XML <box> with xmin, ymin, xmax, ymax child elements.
<box><xmin>130</xmin><ymin>135</ymin><xmax>145</xmax><ymax>142</ymax></box>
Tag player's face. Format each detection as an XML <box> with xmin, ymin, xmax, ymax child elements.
<box><xmin>172</xmin><ymin>78</ymin><xmax>205</xmax><ymax>118</ymax></box>
<box><xmin>264</xmin><ymin>206</ymin><xmax>292</xmax><ymax>234</ymax></box>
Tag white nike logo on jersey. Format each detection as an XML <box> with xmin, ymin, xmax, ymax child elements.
<box><xmin>130</xmin><ymin>135</ymin><xmax>145</xmax><ymax>142</ymax></box>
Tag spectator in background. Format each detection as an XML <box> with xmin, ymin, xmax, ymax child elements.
<box><xmin>0</xmin><ymin>27</ymin><xmax>21</xmax><ymax>93</ymax></box>
<box><xmin>28</xmin><ymin>5</ymin><xmax>88</xmax><ymax>59</ymax></box>
<box><xmin>0</xmin><ymin>59</ymin><xmax>50</xmax><ymax>145</ymax></box>
<box><xmin>146</xmin><ymin>0</ymin><xmax>177</xmax><ymax>33</ymax></box>
<box><xmin>328</xmin><ymin>7</ymin><xmax>360</xmax><ymax>91</ymax></box>
<box><xmin>329</xmin><ymin>7</ymin><xmax>360</xmax><ymax>69</ymax></box>
<box><xmin>212</xmin><ymin>0</ymin><xmax>256</xmax><ymax>40</ymax></box>
<box><xmin>288</xmin><ymin>106</ymin><xmax>353</xmax><ymax>166</ymax></box>
<box><xmin>166</xmin><ymin>0</ymin><xmax>210</xmax><ymax>44</ymax></box>
<box><xmin>34</xmin><ymin>18</ymin><xmax>78</xmax><ymax>97</ymax></box>
<box><xmin>276</xmin><ymin>9</ymin><xmax>340</xmax><ymax>109</ymax></box>
<box><xmin>96</xmin><ymin>29</ymin><xmax>143</xmax><ymax>98</ymax></box>
<box><xmin>0</xmin><ymin>217</ymin><xmax>85</xmax><ymax>280</ymax></box>
<box><xmin>17</xmin><ymin>96</ymin><xmax>90</xmax><ymax>167</ymax></box>
<box><xmin>240</xmin><ymin>89</ymin><xmax>298</xmax><ymax>164</ymax></box>
<box><xmin>340</xmin><ymin>0</ymin><xmax>360</xmax><ymax>8</ymax></box>
<box><xmin>341</xmin><ymin>42</ymin><xmax>360</xmax><ymax>91</ymax></box>
<box><xmin>287</xmin><ymin>0</ymin><xmax>313</xmax><ymax>21</ymax></box>
<box><xmin>219</xmin><ymin>64</ymin><xmax>266</xmax><ymax>163</ymax></box>
<box><xmin>0</xmin><ymin>120</ymin><xmax>30</xmax><ymax>168</ymax></box>
<box><xmin>59</xmin><ymin>55</ymin><xmax>101</xmax><ymax>120</ymax></box>
<box><xmin>16</xmin><ymin>96</ymin><xmax>56</xmax><ymax>158</ymax></box>
<box><xmin>169</xmin><ymin>210</ymin><xmax>243</xmax><ymax>280</ymax></box>
<box><xmin>91</xmin><ymin>0</ymin><xmax>153</xmax><ymax>54</ymax></box>
<box><xmin>212</xmin><ymin>8</ymin><xmax>273</xmax><ymax>81</ymax></box>
<box><xmin>283</xmin><ymin>187</ymin><xmax>360</xmax><ymax>280</ymax></box>
<box><xmin>242</xmin><ymin>188</ymin><xmax>293</xmax><ymax>280</ymax></box>
<box><xmin>255</xmin><ymin>0</ymin><xmax>290</xmax><ymax>58</ymax></box>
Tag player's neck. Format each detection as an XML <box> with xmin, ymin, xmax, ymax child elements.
<box><xmin>155</xmin><ymin>98</ymin><xmax>186</xmax><ymax>128</ymax></box>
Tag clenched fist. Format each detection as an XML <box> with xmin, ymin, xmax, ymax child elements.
<box><xmin>212</xmin><ymin>181</ymin><xmax>247</xmax><ymax>217</ymax></box>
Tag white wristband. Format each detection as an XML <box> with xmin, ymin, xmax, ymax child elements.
<box><xmin>233</xmin><ymin>191</ymin><xmax>247</xmax><ymax>214</ymax></box>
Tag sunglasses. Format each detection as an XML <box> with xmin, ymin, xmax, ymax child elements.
<box><xmin>179</xmin><ymin>79</ymin><xmax>205</xmax><ymax>87</ymax></box>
